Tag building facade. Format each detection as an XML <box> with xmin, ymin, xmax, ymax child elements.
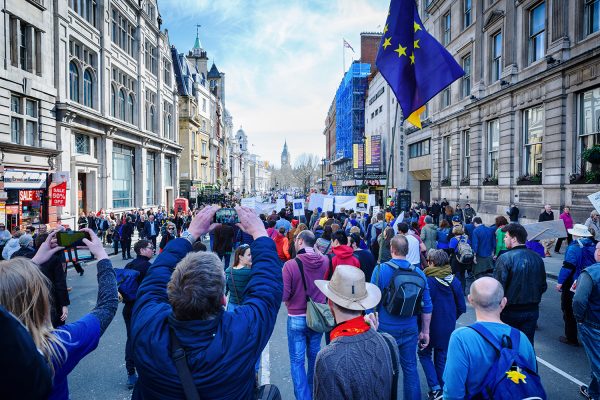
<box><xmin>55</xmin><ymin>0</ymin><xmax>181</xmax><ymax>227</ymax></box>
<box><xmin>405</xmin><ymin>0</ymin><xmax>600</xmax><ymax>223</ymax></box>
<box><xmin>322</xmin><ymin>98</ymin><xmax>336</xmax><ymax>192</ymax></box>
<box><xmin>0</xmin><ymin>0</ymin><xmax>61</xmax><ymax>231</ymax></box>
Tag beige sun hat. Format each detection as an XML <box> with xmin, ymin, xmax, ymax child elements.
<box><xmin>568</xmin><ymin>224</ymin><xmax>593</xmax><ymax>237</ymax></box>
<box><xmin>315</xmin><ymin>265</ymin><xmax>381</xmax><ymax>311</ymax></box>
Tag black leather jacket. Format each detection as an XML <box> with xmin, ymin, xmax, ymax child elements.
<box><xmin>494</xmin><ymin>245</ymin><xmax>548</xmax><ymax>310</ymax></box>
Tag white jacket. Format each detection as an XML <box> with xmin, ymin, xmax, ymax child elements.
<box><xmin>2</xmin><ymin>238</ymin><xmax>20</xmax><ymax>260</ymax></box>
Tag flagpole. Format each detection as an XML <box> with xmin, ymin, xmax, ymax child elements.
<box><xmin>384</xmin><ymin>102</ymin><xmax>402</xmax><ymax>209</ymax></box>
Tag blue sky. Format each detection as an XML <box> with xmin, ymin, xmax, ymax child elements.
<box><xmin>160</xmin><ymin>0</ymin><xmax>389</xmax><ymax>167</ymax></box>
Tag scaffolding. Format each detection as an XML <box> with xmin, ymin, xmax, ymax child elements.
<box><xmin>335</xmin><ymin>62</ymin><xmax>371</xmax><ymax>160</ymax></box>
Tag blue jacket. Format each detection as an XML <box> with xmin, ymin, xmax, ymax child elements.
<box><xmin>426</xmin><ymin>275</ymin><xmax>466</xmax><ymax>349</ymax></box>
<box><xmin>131</xmin><ymin>237</ymin><xmax>283</xmax><ymax>399</ymax></box>
<box><xmin>558</xmin><ymin>238</ymin><xmax>597</xmax><ymax>284</ymax></box>
<box><xmin>472</xmin><ymin>225</ymin><xmax>495</xmax><ymax>258</ymax></box>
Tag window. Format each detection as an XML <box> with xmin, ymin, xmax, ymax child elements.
<box><xmin>585</xmin><ymin>0</ymin><xmax>599</xmax><ymax>36</ymax></box>
<box><xmin>202</xmin><ymin>98</ymin><xmax>207</xmax><ymax>112</ymax></box>
<box><xmin>149</xmin><ymin>106</ymin><xmax>156</xmax><ymax>132</ymax></box>
<box><xmin>463</xmin><ymin>0</ymin><xmax>472</xmax><ymax>29</ymax></box>
<box><xmin>442</xmin><ymin>135</ymin><xmax>452</xmax><ymax>179</ymax></box>
<box><xmin>111</xmin><ymin>67</ymin><xmax>137</xmax><ymax>122</ymax></box>
<box><xmin>112</xmin><ymin>144</ymin><xmax>135</xmax><ymax>208</ymax></box>
<box><xmin>145</xmin><ymin>90</ymin><xmax>157</xmax><ymax>132</ymax></box>
<box><xmin>83</xmin><ymin>69</ymin><xmax>93</xmax><ymax>108</ymax></box>
<box><xmin>10</xmin><ymin>95</ymin><xmax>38</xmax><ymax>146</ymax></box>
<box><xmin>462</xmin><ymin>54</ymin><xmax>471</xmax><ymax>98</ymax></box>
<box><xmin>163</xmin><ymin>58</ymin><xmax>172</xmax><ymax>86</ymax></box>
<box><xmin>487</xmin><ymin>119</ymin><xmax>500</xmax><ymax>178</ymax></box>
<box><xmin>462</xmin><ymin>131</ymin><xmax>470</xmax><ymax>179</ymax></box>
<box><xmin>128</xmin><ymin>94</ymin><xmax>135</xmax><ymax>124</ymax></box>
<box><xmin>146</xmin><ymin>2</ymin><xmax>156</xmax><ymax>21</ymax></box>
<box><xmin>491</xmin><ymin>32</ymin><xmax>502</xmax><ymax>82</ymax></box>
<box><xmin>10</xmin><ymin>20</ymin><xmax>42</xmax><ymax>75</ymax></box>
<box><xmin>75</xmin><ymin>133</ymin><xmax>91</xmax><ymax>155</ymax></box>
<box><xmin>529</xmin><ymin>2</ymin><xmax>546</xmax><ymax>63</ymax></box>
<box><xmin>146</xmin><ymin>152</ymin><xmax>155</xmax><ymax>205</ymax></box>
<box><xmin>163</xmin><ymin>101</ymin><xmax>173</xmax><ymax>139</ymax></box>
<box><xmin>202</xmin><ymin>141</ymin><xmax>207</xmax><ymax>157</ymax></box>
<box><xmin>164</xmin><ymin>156</ymin><xmax>173</xmax><ymax>187</ymax></box>
<box><xmin>145</xmin><ymin>40</ymin><xmax>158</xmax><ymax>75</ymax></box>
<box><xmin>579</xmin><ymin>87</ymin><xmax>600</xmax><ymax>170</ymax></box>
<box><xmin>110</xmin><ymin>86</ymin><xmax>116</xmax><ymax>117</ymax></box>
<box><xmin>441</xmin><ymin>87</ymin><xmax>451</xmax><ymax>108</ymax></box>
<box><xmin>443</xmin><ymin>12</ymin><xmax>451</xmax><ymax>45</ymax></box>
<box><xmin>119</xmin><ymin>90</ymin><xmax>126</xmax><ymax>120</ymax></box>
<box><xmin>69</xmin><ymin>0</ymin><xmax>98</xmax><ymax>27</ymax></box>
<box><xmin>523</xmin><ymin>106</ymin><xmax>544</xmax><ymax>175</ymax></box>
<box><xmin>408</xmin><ymin>139</ymin><xmax>430</xmax><ymax>158</ymax></box>
<box><xmin>111</xmin><ymin>9</ymin><xmax>136</xmax><ymax>57</ymax></box>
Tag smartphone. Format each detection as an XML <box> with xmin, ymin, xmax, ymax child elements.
<box><xmin>214</xmin><ymin>208</ymin><xmax>239</xmax><ymax>225</ymax></box>
<box><xmin>56</xmin><ymin>231</ymin><xmax>91</xmax><ymax>248</ymax></box>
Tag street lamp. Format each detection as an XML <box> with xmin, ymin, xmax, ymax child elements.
<box><xmin>321</xmin><ymin>158</ymin><xmax>326</xmax><ymax>192</ymax></box>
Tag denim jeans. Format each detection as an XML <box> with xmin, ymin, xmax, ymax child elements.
<box><xmin>287</xmin><ymin>316</ymin><xmax>322</xmax><ymax>400</ymax></box>
<box><xmin>389</xmin><ymin>325</ymin><xmax>421</xmax><ymax>400</ymax></box>
<box><xmin>418</xmin><ymin>346</ymin><xmax>447</xmax><ymax>391</ymax></box>
<box><xmin>579</xmin><ymin>323</ymin><xmax>600</xmax><ymax>399</ymax></box>
<box><xmin>500</xmin><ymin>308</ymin><xmax>539</xmax><ymax>346</ymax></box>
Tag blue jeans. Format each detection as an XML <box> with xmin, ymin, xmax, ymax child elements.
<box><xmin>287</xmin><ymin>316</ymin><xmax>322</xmax><ymax>400</ymax></box>
<box><xmin>579</xmin><ymin>323</ymin><xmax>600</xmax><ymax>399</ymax></box>
<box><xmin>418</xmin><ymin>346</ymin><xmax>447</xmax><ymax>391</ymax></box>
<box><xmin>501</xmin><ymin>308</ymin><xmax>539</xmax><ymax>346</ymax></box>
<box><xmin>390</xmin><ymin>325</ymin><xmax>421</xmax><ymax>400</ymax></box>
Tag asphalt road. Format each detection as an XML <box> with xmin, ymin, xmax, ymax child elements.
<box><xmin>66</xmin><ymin>244</ymin><xmax>590</xmax><ymax>400</ymax></box>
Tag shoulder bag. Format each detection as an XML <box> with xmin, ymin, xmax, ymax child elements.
<box><xmin>296</xmin><ymin>257</ymin><xmax>335</xmax><ymax>333</ymax></box>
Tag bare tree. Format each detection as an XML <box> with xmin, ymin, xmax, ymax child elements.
<box><xmin>292</xmin><ymin>153</ymin><xmax>320</xmax><ymax>194</ymax></box>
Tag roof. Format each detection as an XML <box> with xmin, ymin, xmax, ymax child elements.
<box><xmin>208</xmin><ymin>63</ymin><xmax>221</xmax><ymax>79</ymax></box>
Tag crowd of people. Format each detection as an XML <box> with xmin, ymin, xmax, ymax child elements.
<box><xmin>1</xmin><ymin>198</ymin><xmax>600</xmax><ymax>400</ymax></box>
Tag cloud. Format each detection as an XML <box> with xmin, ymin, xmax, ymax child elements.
<box><xmin>161</xmin><ymin>0</ymin><xmax>388</xmax><ymax>167</ymax></box>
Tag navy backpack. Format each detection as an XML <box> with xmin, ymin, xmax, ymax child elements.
<box><xmin>115</xmin><ymin>268</ymin><xmax>140</xmax><ymax>303</ymax></box>
<box><xmin>468</xmin><ymin>323</ymin><xmax>546</xmax><ymax>400</ymax></box>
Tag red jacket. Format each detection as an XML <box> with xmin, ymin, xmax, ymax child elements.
<box><xmin>326</xmin><ymin>245</ymin><xmax>360</xmax><ymax>278</ymax></box>
<box><xmin>274</xmin><ymin>232</ymin><xmax>290</xmax><ymax>261</ymax></box>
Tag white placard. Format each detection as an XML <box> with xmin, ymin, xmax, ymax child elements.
<box><xmin>589</xmin><ymin>190</ymin><xmax>600</xmax><ymax>214</ymax></box>
<box><xmin>241</xmin><ymin>198</ymin><xmax>256</xmax><ymax>209</ymax></box>
<box><xmin>373</xmin><ymin>206</ymin><xmax>381</xmax><ymax>216</ymax></box>
<box><xmin>322</xmin><ymin>197</ymin><xmax>334</xmax><ymax>212</ymax></box>
<box><xmin>293</xmin><ymin>199</ymin><xmax>305</xmax><ymax>217</ymax></box>
<box><xmin>392</xmin><ymin>212</ymin><xmax>405</xmax><ymax>233</ymax></box>
<box><xmin>308</xmin><ymin>193</ymin><xmax>325</xmax><ymax>211</ymax></box>
<box><xmin>276</xmin><ymin>198</ymin><xmax>286</xmax><ymax>211</ymax></box>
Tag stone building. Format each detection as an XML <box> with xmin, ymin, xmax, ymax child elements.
<box><xmin>55</xmin><ymin>0</ymin><xmax>181</xmax><ymax>227</ymax></box>
<box><xmin>322</xmin><ymin>99</ymin><xmax>336</xmax><ymax>192</ymax></box>
<box><xmin>0</xmin><ymin>0</ymin><xmax>61</xmax><ymax>231</ymax></box>
<box><xmin>406</xmin><ymin>0</ymin><xmax>600</xmax><ymax>223</ymax></box>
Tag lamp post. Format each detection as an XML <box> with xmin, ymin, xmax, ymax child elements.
<box><xmin>321</xmin><ymin>158</ymin><xmax>326</xmax><ymax>192</ymax></box>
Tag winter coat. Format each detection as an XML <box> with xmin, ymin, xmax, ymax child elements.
<box><xmin>282</xmin><ymin>249</ymin><xmax>329</xmax><ymax>315</ymax></box>
<box><xmin>331</xmin><ymin>245</ymin><xmax>361</xmax><ymax>273</ymax></box>
<box><xmin>2</xmin><ymin>238</ymin><xmax>21</xmax><ymax>260</ymax></box>
<box><xmin>274</xmin><ymin>232</ymin><xmax>290</xmax><ymax>261</ymax></box>
<box><xmin>421</xmin><ymin>223</ymin><xmax>438</xmax><ymax>250</ymax></box>
<box><xmin>131</xmin><ymin>238</ymin><xmax>282</xmax><ymax>400</ymax></box>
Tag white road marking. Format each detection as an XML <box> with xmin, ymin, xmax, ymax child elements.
<box><xmin>261</xmin><ymin>340</ymin><xmax>271</xmax><ymax>385</ymax></box>
<box><xmin>536</xmin><ymin>356</ymin><xmax>586</xmax><ymax>387</ymax></box>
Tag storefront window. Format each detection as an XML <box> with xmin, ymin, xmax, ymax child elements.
<box><xmin>112</xmin><ymin>143</ymin><xmax>134</xmax><ymax>208</ymax></box>
<box><xmin>146</xmin><ymin>152</ymin><xmax>155</xmax><ymax>205</ymax></box>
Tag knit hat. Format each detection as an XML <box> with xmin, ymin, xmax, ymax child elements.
<box><xmin>315</xmin><ymin>265</ymin><xmax>381</xmax><ymax>311</ymax></box>
<box><xmin>19</xmin><ymin>234</ymin><xmax>33</xmax><ymax>247</ymax></box>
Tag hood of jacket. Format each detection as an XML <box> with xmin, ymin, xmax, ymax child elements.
<box><xmin>373</xmin><ymin>221</ymin><xmax>386</xmax><ymax>229</ymax></box>
<box><xmin>4</xmin><ymin>238</ymin><xmax>20</xmax><ymax>251</ymax></box>
<box><xmin>332</xmin><ymin>245</ymin><xmax>355</xmax><ymax>259</ymax></box>
<box><xmin>296</xmin><ymin>249</ymin><xmax>328</xmax><ymax>270</ymax></box>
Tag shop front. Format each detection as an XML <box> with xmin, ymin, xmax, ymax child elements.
<box><xmin>2</xmin><ymin>169</ymin><xmax>49</xmax><ymax>232</ymax></box>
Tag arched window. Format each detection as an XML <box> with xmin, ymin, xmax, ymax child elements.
<box><xmin>164</xmin><ymin>115</ymin><xmax>171</xmax><ymax>139</ymax></box>
<box><xmin>128</xmin><ymin>94</ymin><xmax>134</xmax><ymax>123</ymax></box>
<box><xmin>69</xmin><ymin>62</ymin><xmax>79</xmax><ymax>102</ymax></box>
<box><xmin>149</xmin><ymin>105</ymin><xmax>155</xmax><ymax>132</ymax></box>
<box><xmin>119</xmin><ymin>89</ymin><xmax>126</xmax><ymax>120</ymax></box>
<box><xmin>110</xmin><ymin>86</ymin><xmax>116</xmax><ymax>116</ymax></box>
<box><xmin>83</xmin><ymin>69</ymin><xmax>93</xmax><ymax>108</ymax></box>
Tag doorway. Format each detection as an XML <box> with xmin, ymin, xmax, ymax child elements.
<box><xmin>420</xmin><ymin>180</ymin><xmax>431</xmax><ymax>204</ymax></box>
<box><xmin>78</xmin><ymin>173</ymin><xmax>87</xmax><ymax>214</ymax></box>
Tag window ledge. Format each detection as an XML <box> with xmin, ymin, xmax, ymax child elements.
<box><xmin>26</xmin><ymin>0</ymin><xmax>46</xmax><ymax>11</ymax></box>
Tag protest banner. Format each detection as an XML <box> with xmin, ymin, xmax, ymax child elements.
<box><xmin>522</xmin><ymin>220</ymin><xmax>568</xmax><ymax>241</ymax></box>
<box><xmin>356</xmin><ymin>193</ymin><xmax>368</xmax><ymax>212</ymax></box>
<box><xmin>293</xmin><ymin>199</ymin><xmax>305</xmax><ymax>217</ymax></box>
<box><xmin>241</xmin><ymin>197</ymin><xmax>256</xmax><ymax>209</ymax></box>
<box><xmin>322</xmin><ymin>197</ymin><xmax>334</xmax><ymax>212</ymax></box>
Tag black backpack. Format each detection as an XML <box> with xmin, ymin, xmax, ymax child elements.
<box><xmin>380</xmin><ymin>261</ymin><xmax>426</xmax><ymax>317</ymax></box>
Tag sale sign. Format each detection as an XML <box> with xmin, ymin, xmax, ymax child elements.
<box><xmin>50</xmin><ymin>182</ymin><xmax>67</xmax><ymax>207</ymax></box>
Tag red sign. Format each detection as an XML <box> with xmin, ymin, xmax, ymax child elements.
<box><xmin>19</xmin><ymin>190</ymin><xmax>42</xmax><ymax>202</ymax></box>
<box><xmin>50</xmin><ymin>182</ymin><xmax>67</xmax><ymax>207</ymax></box>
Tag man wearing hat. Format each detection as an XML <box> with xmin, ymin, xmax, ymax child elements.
<box><xmin>557</xmin><ymin>223</ymin><xmax>596</xmax><ymax>346</ymax></box>
<box><xmin>313</xmin><ymin>265</ymin><xmax>399</xmax><ymax>400</ymax></box>
<box><xmin>10</xmin><ymin>234</ymin><xmax>36</xmax><ymax>259</ymax></box>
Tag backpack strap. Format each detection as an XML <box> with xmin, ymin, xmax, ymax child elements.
<box><xmin>295</xmin><ymin>257</ymin><xmax>311</xmax><ymax>303</ymax></box>
<box><xmin>380</xmin><ymin>333</ymin><xmax>399</xmax><ymax>400</ymax></box>
<box><xmin>169</xmin><ymin>328</ymin><xmax>202</xmax><ymax>400</ymax></box>
<box><xmin>468</xmin><ymin>323</ymin><xmax>504</xmax><ymax>354</ymax></box>
<box><xmin>326</xmin><ymin>253</ymin><xmax>334</xmax><ymax>280</ymax></box>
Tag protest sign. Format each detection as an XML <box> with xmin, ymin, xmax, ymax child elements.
<box><xmin>276</xmin><ymin>198</ymin><xmax>286</xmax><ymax>212</ymax></box>
<box><xmin>322</xmin><ymin>197</ymin><xmax>334</xmax><ymax>212</ymax></box>
<box><xmin>588</xmin><ymin>190</ymin><xmax>600</xmax><ymax>214</ymax></box>
<box><xmin>522</xmin><ymin>220</ymin><xmax>568</xmax><ymax>241</ymax></box>
<box><xmin>293</xmin><ymin>199</ymin><xmax>305</xmax><ymax>217</ymax></box>
<box><xmin>356</xmin><ymin>193</ymin><xmax>368</xmax><ymax>212</ymax></box>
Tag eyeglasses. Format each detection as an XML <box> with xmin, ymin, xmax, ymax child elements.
<box><xmin>167</xmin><ymin>228</ymin><xmax>174</xmax><ymax>231</ymax></box>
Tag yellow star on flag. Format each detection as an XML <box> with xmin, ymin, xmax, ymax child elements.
<box><xmin>394</xmin><ymin>44</ymin><xmax>407</xmax><ymax>57</ymax></box>
<box><xmin>409</xmin><ymin>53</ymin><xmax>415</xmax><ymax>64</ymax></box>
<box><xmin>506</xmin><ymin>369</ymin><xmax>527</xmax><ymax>384</ymax></box>
<box><xmin>382</xmin><ymin>37</ymin><xmax>392</xmax><ymax>50</ymax></box>
<box><xmin>383</xmin><ymin>24</ymin><xmax>388</xmax><ymax>34</ymax></box>
<box><xmin>414</xmin><ymin>39</ymin><xmax>420</xmax><ymax>49</ymax></box>
<box><xmin>414</xmin><ymin>22</ymin><xmax>422</xmax><ymax>32</ymax></box>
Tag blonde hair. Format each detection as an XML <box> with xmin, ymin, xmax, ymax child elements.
<box><xmin>0</xmin><ymin>258</ymin><xmax>67</xmax><ymax>373</ymax></box>
<box><xmin>349</xmin><ymin>226</ymin><xmax>360</xmax><ymax>234</ymax></box>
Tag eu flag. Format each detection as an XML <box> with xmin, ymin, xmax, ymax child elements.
<box><xmin>376</xmin><ymin>0</ymin><xmax>464</xmax><ymax>128</ymax></box>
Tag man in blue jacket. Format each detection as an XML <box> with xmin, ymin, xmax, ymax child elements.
<box><xmin>370</xmin><ymin>234</ymin><xmax>432</xmax><ymax>400</ymax></box>
<box><xmin>471</xmin><ymin>217</ymin><xmax>496</xmax><ymax>279</ymax></box>
<box><xmin>131</xmin><ymin>205</ymin><xmax>283</xmax><ymax>399</ymax></box>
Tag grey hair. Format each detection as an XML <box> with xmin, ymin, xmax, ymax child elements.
<box><xmin>428</xmin><ymin>249</ymin><xmax>449</xmax><ymax>266</ymax></box>
<box><xmin>469</xmin><ymin>278</ymin><xmax>504</xmax><ymax>312</ymax></box>
<box><xmin>424</xmin><ymin>215</ymin><xmax>433</xmax><ymax>224</ymax></box>
<box><xmin>167</xmin><ymin>251</ymin><xmax>225</xmax><ymax>320</ymax></box>
<box><xmin>390</xmin><ymin>234</ymin><xmax>409</xmax><ymax>257</ymax></box>
<box><xmin>297</xmin><ymin>230</ymin><xmax>316</xmax><ymax>247</ymax></box>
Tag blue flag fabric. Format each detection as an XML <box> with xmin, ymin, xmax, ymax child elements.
<box><xmin>376</xmin><ymin>0</ymin><xmax>464</xmax><ymax>127</ymax></box>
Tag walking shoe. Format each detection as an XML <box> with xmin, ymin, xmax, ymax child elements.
<box><xmin>127</xmin><ymin>373</ymin><xmax>137</xmax><ymax>389</ymax></box>
<box><xmin>428</xmin><ymin>389</ymin><xmax>443</xmax><ymax>400</ymax></box>
<box><xmin>559</xmin><ymin>336</ymin><xmax>580</xmax><ymax>346</ymax></box>
<box><xmin>580</xmin><ymin>385</ymin><xmax>592</xmax><ymax>399</ymax></box>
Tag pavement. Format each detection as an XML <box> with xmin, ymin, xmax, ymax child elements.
<box><xmin>64</xmin><ymin>239</ymin><xmax>590</xmax><ymax>400</ymax></box>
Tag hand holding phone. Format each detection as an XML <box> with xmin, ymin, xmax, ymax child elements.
<box><xmin>56</xmin><ymin>231</ymin><xmax>91</xmax><ymax>248</ymax></box>
<box><xmin>213</xmin><ymin>208</ymin><xmax>240</xmax><ymax>225</ymax></box>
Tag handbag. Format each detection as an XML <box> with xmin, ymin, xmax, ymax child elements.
<box><xmin>296</xmin><ymin>257</ymin><xmax>335</xmax><ymax>333</ymax></box>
